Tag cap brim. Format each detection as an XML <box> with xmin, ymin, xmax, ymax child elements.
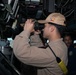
<box><xmin>38</xmin><ymin>20</ymin><xmax>47</xmax><ymax>24</ymax></box>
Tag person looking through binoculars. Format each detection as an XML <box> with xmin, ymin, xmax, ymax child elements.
<box><xmin>13</xmin><ymin>13</ymin><xmax>68</xmax><ymax>75</ymax></box>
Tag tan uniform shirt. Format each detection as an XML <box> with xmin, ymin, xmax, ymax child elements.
<box><xmin>29</xmin><ymin>34</ymin><xmax>44</xmax><ymax>47</ymax></box>
<box><xmin>13</xmin><ymin>30</ymin><xmax>68</xmax><ymax>75</ymax></box>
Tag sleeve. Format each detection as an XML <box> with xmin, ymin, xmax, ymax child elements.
<box><xmin>29</xmin><ymin>34</ymin><xmax>44</xmax><ymax>47</ymax></box>
<box><xmin>13</xmin><ymin>30</ymin><xmax>55</xmax><ymax>67</ymax></box>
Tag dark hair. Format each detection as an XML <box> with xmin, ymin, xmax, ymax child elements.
<box><xmin>63</xmin><ymin>33</ymin><xmax>72</xmax><ymax>40</ymax></box>
<box><xmin>63</xmin><ymin>33</ymin><xmax>73</xmax><ymax>44</ymax></box>
<box><xmin>55</xmin><ymin>25</ymin><xmax>66</xmax><ymax>37</ymax></box>
<box><xmin>48</xmin><ymin>22</ymin><xmax>67</xmax><ymax>37</ymax></box>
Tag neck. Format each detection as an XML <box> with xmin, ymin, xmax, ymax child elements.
<box><xmin>49</xmin><ymin>32</ymin><xmax>61</xmax><ymax>41</ymax></box>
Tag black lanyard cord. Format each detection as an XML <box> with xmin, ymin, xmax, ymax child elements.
<box><xmin>47</xmin><ymin>43</ymin><xmax>68</xmax><ymax>75</ymax></box>
<box><xmin>48</xmin><ymin>44</ymin><xmax>57</xmax><ymax>58</ymax></box>
<box><xmin>47</xmin><ymin>44</ymin><xmax>61</xmax><ymax>63</ymax></box>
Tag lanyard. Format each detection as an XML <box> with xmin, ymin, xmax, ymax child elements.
<box><xmin>47</xmin><ymin>44</ymin><xmax>68</xmax><ymax>75</ymax></box>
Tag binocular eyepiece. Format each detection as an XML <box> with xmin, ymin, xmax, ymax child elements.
<box><xmin>33</xmin><ymin>19</ymin><xmax>44</xmax><ymax>31</ymax></box>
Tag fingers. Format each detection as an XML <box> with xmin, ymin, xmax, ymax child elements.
<box><xmin>24</xmin><ymin>19</ymin><xmax>35</xmax><ymax>33</ymax></box>
<box><xmin>34</xmin><ymin>30</ymin><xmax>41</xmax><ymax>35</ymax></box>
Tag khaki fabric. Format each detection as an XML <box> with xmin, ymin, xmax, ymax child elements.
<box><xmin>38</xmin><ymin>13</ymin><xmax>66</xmax><ymax>26</ymax></box>
<box><xmin>30</xmin><ymin>34</ymin><xmax>44</xmax><ymax>47</ymax></box>
<box><xmin>13</xmin><ymin>30</ymin><xmax>68</xmax><ymax>75</ymax></box>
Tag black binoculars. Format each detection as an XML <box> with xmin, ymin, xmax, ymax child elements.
<box><xmin>33</xmin><ymin>19</ymin><xmax>44</xmax><ymax>31</ymax></box>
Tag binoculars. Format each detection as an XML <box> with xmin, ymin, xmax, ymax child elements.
<box><xmin>33</xmin><ymin>19</ymin><xmax>44</xmax><ymax>31</ymax></box>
